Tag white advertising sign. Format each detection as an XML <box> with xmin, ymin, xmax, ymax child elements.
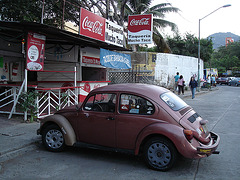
<box><xmin>105</xmin><ymin>20</ymin><xmax>124</xmax><ymax>47</ymax></box>
<box><xmin>128</xmin><ymin>14</ymin><xmax>153</xmax><ymax>44</ymax></box>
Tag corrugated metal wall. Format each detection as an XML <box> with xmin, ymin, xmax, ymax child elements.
<box><xmin>37</xmin><ymin>62</ymin><xmax>77</xmax><ymax>82</ymax></box>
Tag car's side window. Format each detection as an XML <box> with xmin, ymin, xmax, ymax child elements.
<box><xmin>119</xmin><ymin>94</ymin><xmax>154</xmax><ymax>115</ymax></box>
<box><xmin>83</xmin><ymin>93</ymin><xmax>116</xmax><ymax>112</ymax></box>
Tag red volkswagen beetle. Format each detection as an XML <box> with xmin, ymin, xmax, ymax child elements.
<box><xmin>37</xmin><ymin>83</ymin><xmax>220</xmax><ymax>171</ymax></box>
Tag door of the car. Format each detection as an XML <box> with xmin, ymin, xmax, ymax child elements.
<box><xmin>77</xmin><ymin>93</ymin><xmax>116</xmax><ymax>147</ymax></box>
<box><xmin>116</xmin><ymin>93</ymin><xmax>155</xmax><ymax>150</ymax></box>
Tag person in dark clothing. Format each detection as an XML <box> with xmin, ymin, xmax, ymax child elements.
<box><xmin>189</xmin><ymin>76</ymin><xmax>198</xmax><ymax>99</ymax></box>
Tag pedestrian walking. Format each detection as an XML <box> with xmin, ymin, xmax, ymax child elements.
<box><xmin>211</xmin><ymin>75</ymin><xmax>216</xmax><ymax>87</ymax></box>
<box><xmin>174</xmin><ymin>72</ymin><xmax>180</xmax><ymax>93</ymax></box>
<box><xmin>177</xmin><ymin>75</ymin><xmax>185</xmax><ymax>95</ymax></box>
<box><xmin>207</xmin><ymin>75</ymin><xmax>211</xmax><ymax>89</ymax></box>
<box><xmin>189</xmin><ymin>76</ymin><xmax>198</xmax><ymax>99</ymax></box>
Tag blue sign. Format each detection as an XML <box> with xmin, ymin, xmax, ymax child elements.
<box><xmin>100</xmin><ymin>48</ymin><xmax>131</xmax><ymax>69</ymax></box>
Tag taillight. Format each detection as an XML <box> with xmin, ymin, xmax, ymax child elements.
<box><xmin>184</xmin><ymin>130</ymin><xmax>193</xmax><ymax>141</ymax></box>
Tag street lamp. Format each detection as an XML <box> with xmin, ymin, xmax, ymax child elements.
<box><xmin>197</xmin><ymin>4</ymin><xmax>231</xmax><ymax>91</ymax></box>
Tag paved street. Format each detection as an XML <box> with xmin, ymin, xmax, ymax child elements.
<box><xmin>0</xmin><ymin>85</ymin><xmax>240</xmax><ymax>180</ymax></box>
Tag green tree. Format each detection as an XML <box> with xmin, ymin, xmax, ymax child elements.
<box><xmin>0</xmin><ymin>0</ymin><xmax>82</xmax><ymax>28</ymax></box>
<box><xmin>210</xmin><ymin>41</ymin><xmax>240</xmax><ymax>73</ymax></box>
<box><xmin>1</xmin><ymin>0</ymin><xmax>179</xmax><ymax>52</ymax></box>
<box><xmin>166</xmin><ymin>33</ymin><xmax>213</xmax><ymax>62</ymax></box>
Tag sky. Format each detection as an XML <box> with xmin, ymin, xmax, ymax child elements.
<box><xmin>152</xmin><ymin>0</ymin><xmax>239</xmax><ymax>38</ymax></box>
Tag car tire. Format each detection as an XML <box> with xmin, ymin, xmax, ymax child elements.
<box><xmin>42</xmin><ymin>124</ymin><xmax>65</xmax><ymax>152</ymax></box>
<box><xmin>143</xmin><ymin>137</ymin><xmax>177</xmax><ymax>171</ymax></box>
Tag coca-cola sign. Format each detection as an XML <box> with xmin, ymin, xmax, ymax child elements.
<box><xmin>129</xmin><ymin>18</ymin><xmax>150</xmax><ymax>28</ymax></box>
<box><xmin>80</xmin><ymin>8</ymin><xmax>105</xmax><ymax>41</ymax></box>
<box><xmin>128</xmin><ymin>14</ymin><xmax>153</xmax><ymax>44</ymax></box>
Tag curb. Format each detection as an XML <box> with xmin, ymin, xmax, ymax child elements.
<box><xmin>0</xmin><ymin>140</ymin><xmax>40</xmax><ymax>163</ymax></box>
<box><xmin>180</xmin><ymin>87</ymin><xmax>219</xmax><ymax>99</ymax></box>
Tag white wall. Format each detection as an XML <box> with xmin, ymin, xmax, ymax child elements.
<box><xmin>155</xmin><ymin>53</ymin><xmax>204</xmax><ymax>88</ymax></box>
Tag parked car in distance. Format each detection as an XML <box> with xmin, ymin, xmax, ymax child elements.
<box><xmin>216</xmin><ymin>77</ymin><xmax>229</xmax><ymax>85</ymax></box>
<box><xmin>228</xmin><ymin>77</ymin><xmax>240</xmax><ymax>86</ymax></box>
<box><xmin>37</xmin><ymin>83</ymin><xmax>220</xmax><ymax>171</ymax></box>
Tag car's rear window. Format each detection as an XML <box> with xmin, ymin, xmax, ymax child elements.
<box><xmin>160</xmin><ymin>92</ymin><xmax>187</xmax><ymax>111</ymax></box>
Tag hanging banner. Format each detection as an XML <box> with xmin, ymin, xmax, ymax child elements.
<box><xmin>128</xmin><ymin>14</ymin><xmax>153</xmax><ymax>44</ymax></box>
<box><xmin>80</xmin><ymin>8</ymin><xmax>105</xmax><ymax>42</ymax></box>
<box><xmin>26</xmin><ymin>32</ymin><xmax>46</xmax><ymax>71</ymax></box>
<box><xmin>100</xmin><ymin>48</ymin><xmax>131</xmax><ymax>69</ymax></box>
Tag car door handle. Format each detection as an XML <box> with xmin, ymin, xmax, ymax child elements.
<box><xmin>84</xmin><ymin>113</ymin><xmax>89</xmax><ymax>118</ymax></box>
<box><xmin>107</xmin><ymin>117</ymin><xmax>115</xmax><ymax>120</ymax></box>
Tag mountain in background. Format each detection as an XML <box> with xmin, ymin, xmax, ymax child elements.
<box><xmin>208</xmin><ymin>32</ymin><xmax>240</xmax><ymax>50</ymax></box>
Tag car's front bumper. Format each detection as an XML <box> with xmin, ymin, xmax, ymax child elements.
<box><xmin>37</xmin><ymin>128</ymin><xmax>40</xmax><ymax>135</ymax></box>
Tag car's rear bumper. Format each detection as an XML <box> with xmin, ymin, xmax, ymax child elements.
<box><xmin>177</xmin><ymin>131</ymin><xmax>220</xmax><ymax>159</ymax></box>
<box><xmin>196</xmin><ymin>132</ymin><xmax>220</xmax><ymax>156</ymax></box>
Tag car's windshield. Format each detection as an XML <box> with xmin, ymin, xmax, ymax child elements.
<box><xmin>160</xmin><ymin>92</ymin><xmax>187</xmax><ymax>111</ymax></box>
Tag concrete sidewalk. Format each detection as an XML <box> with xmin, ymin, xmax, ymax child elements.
<box><xmin>0</xmin><ymin>87</ymin><xmax>218</xmax><ymax>164</ymax></box>
<box><xmin>0</xmin><ymin>116</ymin><xmax>40</xmax><ymax>163</ymax></box>
<box><xmin>176</xmin><ymin>87</ymin><xmax>217</xmax><ymax>99</ymax></box>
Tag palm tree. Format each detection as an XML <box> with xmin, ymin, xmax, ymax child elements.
<box><xmin>85</xmin><ymin>0</ymin><xmax>179</xmax><ymax>52</ymax></box>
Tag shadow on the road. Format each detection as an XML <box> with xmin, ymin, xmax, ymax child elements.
<box><xmin>36</xmin><ymin>141</ymin><xmax>198</xmax><ymax>172</ymax></box>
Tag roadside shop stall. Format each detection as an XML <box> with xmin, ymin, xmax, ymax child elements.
<box><xmin>0</xmin><ymin>8</ymin><xmax>130</xmax><ymax>119</ymax></box>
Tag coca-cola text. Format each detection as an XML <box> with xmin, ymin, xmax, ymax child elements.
<box><xmin>82</xmin><ymin>16</ymin><xmax>103</xmax><ymax>36</ymax></box>
<box><xmin>130</xmin><ymin>18</ymin><xmax>149</xmax><ymax>26</ymax></box>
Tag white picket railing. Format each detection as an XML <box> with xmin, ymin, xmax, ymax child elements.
<box><xmin>0</xmin><ymin>85</ymin><xmax>22</xmax><ymax>115</ymax></box>
<box><xmin>0</xmin><ymin>67</ymin><xmax>81</xmax><ymax>120</ymax></box>
<box><xmin>0</xmin><ymin>84</ymin><xmax>82</xmax><ymax>120</ymax></box>
<box><xmin>36</xmin><ymin>86</ymin><xmax>81</xmax><ymax>118</ymax></box>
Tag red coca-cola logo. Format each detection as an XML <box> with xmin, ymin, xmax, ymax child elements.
<box><xmin>80</xmin><ymin>8</ymin><xmax>105</xmax><ymax>41</ymax></box>
<box><xmin>130</xmin><ymin>18</ymin><xmax>150</xmax><ymax>26</ymax></box>
<box><xmin>82</xmin><ymin>16</ymin><xmax>103</xmax><ymax>36</ymax></box>
<box><xmin>128</xmin><ymin>14</ymin><xmax>152</xmax><ymax>33</ymax></box>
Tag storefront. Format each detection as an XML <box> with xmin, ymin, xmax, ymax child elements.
<box><xmin>0</xmin><ymin>17</ymin><xmax>129</xmax><ymax>95</ymax></box>
<box><xmin>0</xmin><ymin>18</ymin><xmax>130</xmax><ymax>118</ymax></box>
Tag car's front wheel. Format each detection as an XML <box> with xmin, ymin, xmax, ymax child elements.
<box><xmin>143</xmin><ymin>137</ymin><xmax>177</xmax><ymax>171</ymax></box>
<box><xmin>42</xmin><ymin>124</ymin><xmax>65</xmax><ymax>152</ymax></box>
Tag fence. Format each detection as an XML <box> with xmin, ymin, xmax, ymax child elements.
<box><xmin>109</xmin><ymin>69</ymin><xmax>154</xmax><ymax>84</ymax></box>
<box><xmin>0</xmin><ymin>84</ymin><xmax>24</xmax><ymax>115</ymax></box>
<box><xmin>36</xmin><ymin>86</ymin><xmax>81</xmax><ymax>118</ymax></box>
<box><xmin>0</xmin><ymin>83</ymin><xmax>82</xmax><ymax>120</ymax></box>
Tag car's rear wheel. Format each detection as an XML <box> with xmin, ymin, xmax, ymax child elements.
<box><xmin>143</xmin><ymin>137</ymin><xmax>177</xmax><ymax>171</ymax></box>
<box><xmin>42</xmin><ymin>124</ymin><xmax>65</xmax><ymax>152</ymax></box>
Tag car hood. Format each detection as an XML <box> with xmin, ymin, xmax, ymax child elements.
<box><xmin>55</xmin><ymin>103</ymin><xmax>82</xmax><ymax>114</ymax></box>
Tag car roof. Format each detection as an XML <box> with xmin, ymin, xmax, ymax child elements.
<box><xmin>90</xmin><ymin>83</ymin><xmax>169</xmax><ymax>100</ymax></box>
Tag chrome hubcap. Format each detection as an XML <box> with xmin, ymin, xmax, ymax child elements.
<box><xmin>148</xmin><ymin>142</ymin><xmax>171</xmax><ymax>167</ymax></box>
<box><xmin>46</xmin><ymin>129</ymin><xmax>64</xmax><ymax>149</ymax></box>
